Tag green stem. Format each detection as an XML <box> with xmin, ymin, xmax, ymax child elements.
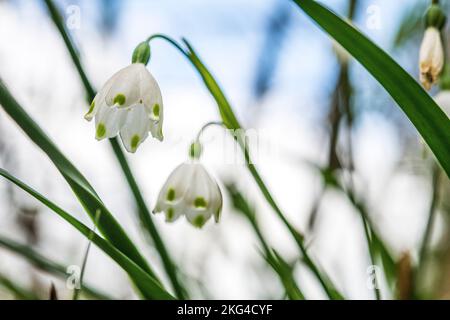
<box><xmin>226</xmin><ymin>185</ymin><xmax>305</xmax><ymax>300</ymax></box>
<box><xmin>147</xmin><ymin>34</ymin><xmax>343</xmax><ymax>300</ymax></box>
<box><xmin>417</xmin><ymin>164</ymin><xmax>441</xmax><ymax>274</ymax></box>
<box><xmin>0</xmin><ymin>272</ymin><xmax>40</xmax><ymax>300</ymax></box>
<box><xmin>42</xmin><ymin>0</ymin><xmax>186</xmax><ymax>299</ymax></box>
<box><xmin>195</xmin><ymin>121</ymin><xmax>224</xmax><ymax>142</ymax></box>
<box><xmin>72</xmin><ymin>209</ymin><xmax>101</xmax><ymax>300</ymax></box>
<box><xmin>0</xmin><ymin>235</ymin><xmax>112</xmax><ymax>299</ymax></box>
<box><xmin>43</xmin><ymin>0</ymin><xmax>95</xmax><ymax>99</ymax></box>
<box><xmin>109</xmin><ymin>140</ymin><xmax>187</xmax><ymax>299</ymax></box>
<box><xmin>339</xmin><ymin>180</ymin><xmax>383</xmax><ymax>300</ymax></box>
<box><xmin>360</xmin><ymin>211</ymin><xmax>381</xmax><ymax>300</ymax></box>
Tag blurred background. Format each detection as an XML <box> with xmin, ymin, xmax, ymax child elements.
<box><xmin>0</xmin><ymin>0</ymin><xmax>449</xmax><ymax>299</ymax></box>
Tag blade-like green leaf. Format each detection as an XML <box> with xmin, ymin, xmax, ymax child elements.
<box><xmin>226</xmin><ymin>183</ymin><xmax>305</xmax><ymax>300</ymax></box>
<box><xmin>0</xmin><ymin>235</ymin><xmax>112</xmax><ymax>300</ymax></box>
<box><xmin>0</xmin><ymin>79</ymin><xmax>163</xmax><ymax>297</ymax></box>
<box><xmin>0</xmin><ymin>272</ymin><xmax>39</xmax><ymax>300</ymax></box>
<box><xmin>0</xmin><ymin>168</ymin><xmax>174</xmax><ymax>300</ymax></box>
<box><xmin>178</xmin><ymin>38</ymin><xmax>343</xmax><ymax>299</ymax></box>
<box><xmin>42</xmin><ymin>0</ymin><xmax>186</xmax><ymax>298</ymax></box>
<box><xmin>323</xmin><ymin>168</ymin><xmax>397</xmax><ymax>290</ymax></box>
<box><xmin>292</xmin><ymin>0</ymin><xmax>450</xmax><ymax>177</ymax></box>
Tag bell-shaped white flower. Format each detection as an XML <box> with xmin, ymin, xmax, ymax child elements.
<box><xmin>85</xmin><ymin>63</ymin><xmax>163</xmax><ymax>153</ymax></box>
<box><xmin>154</xmin><ymin>162</ymin><xmax>222</xmax><ymax>228</ymax></box>
<box><xmin>433</xmin><ymin>90</ymin><xmax>450</xmax><ymax>117</ymax></box>
<box><xmin>419</xmin><ymin>27</ymin><xmax>444</xmax><ymax>90</ymax></box>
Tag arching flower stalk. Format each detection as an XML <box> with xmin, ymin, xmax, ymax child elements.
<box><xmin>85</xmin><ymin>42</ymin><xmax>163</xmax><ymax>153</ymax></box>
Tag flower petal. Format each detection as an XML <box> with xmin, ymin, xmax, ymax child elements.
<box><xmin>185</xmin><ymin>207</ymin><xmax>212</xmax><ymax>228</ymax></box>
<box><xmin>85</xmin><ymin>74</ymin><xmax>116</xmax><ymax>121</ymax></box>
<box><xmin>419</xmin><ymin>27</ymin><xmax>444</xmax><ymax>90</ymax></box>
<box><xmin>94</xmin><ymin>105</ymin><xmax>126</xmax><ymax>140</ymax></box>
<box><xmin>183</xmin><ymin>163</ymin><xmax>221</xmax><ymax>227</ymax></box>
<box><xmin>119</xmin><ymin>104</ymin><xmax>149</xmax><ymax>153</ymax></box>
<box><xmin>105</xmin><ymin>64</ymin><xmax>144</xmax><ymax>108</ymax></box>
<box><xmin>155</xmin><ymin>163</ymin><xmax>194</xmax><ymax>212</ymax></box>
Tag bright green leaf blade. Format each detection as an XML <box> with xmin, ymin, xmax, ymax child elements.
<box><xmin>0</xmin><ymin>235</ymin><xmax>112</xmax><ymax>300</ymax></box>
<box><xmin>182</xmin><ymin>38</ymin><xmax>343</xmax><ymax>299</ymax></box>
<box><xmin>42</xmin><ymin>0</ymin><xmax>186</xmax><ymax>298</ymax></box>
<box><xmin>225</xmin><ymin>183</ymin><xmax>305</xmax><ymax>300</ymax></box>
<box><xmin>292</xmin><ymin>0</ymin><xmax>450</xmax><ymax>177</ymax></box>
<box><xmin>0</xmin><ymin>272</ymin><xmax>39</xmax><ymax>300</ymax></box>
<box><xmin>0</xmin><ymin>79</ymin><xmax>162</xmax><ymax>295</ymax></box>
<box><xmin>0</xmin><ymin>168</ymin><xmax>174</xmax><ymax>300</ymax></box>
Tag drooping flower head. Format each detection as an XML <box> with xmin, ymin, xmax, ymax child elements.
<box><xmin>419</xmin><ymin>4</ymin><xmax>446</xmax><ymax>90</ymax></box>
<box><xmin>154</xmin><ymin>161</ymin><xmax>222</xmax><ymax>228</ymax></box>
<box><xmin>420</xmin><ymin>27</ymin><xmax>444</xmax><ymax>90</ymax></box>
<box><xmin>85</xmin><ymin>42</ymin><xmax>163</xmax><ymax>153</ymax></box>
<box><xmin>433</xmin><ymin>90</ymin><xmax>450</xmax><ymax>117</ymax></box>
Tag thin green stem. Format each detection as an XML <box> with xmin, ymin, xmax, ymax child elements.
<box><xmin>340</xmin><ymin>180</ymin><xmax>382</xmax><ymax>300</ymax></box>
<box><xmin>360</xmin><ymin>212</ymin><xmax>381</xmax><ymax>300</ymax></box>
<box><xmin>195</xmin><ymin>121</ymin><xmax>225</xmax><ymax>142</ymax></box>
<box><xmin>109</xmin><ymin>141</ymin><xmax>187</xmax><ymax>299</ymax></box>
<box><xmin>146</xmin><ymin>34</ymin><xmax>190</xmax><ymax>59</ymax></box>
<box><xmin>226</xmin><ymin>184</ymin><xmax>305</xmax><ymax>300</ymax></box>
<box><xmin>42</xmin><ymin>0</ymin><xmax>186</xmax><ymax>299</ymax></box>
<box><xmin>72</xmin><ymin>209</ymin><xmax>101</xmax><ymax>300</ymax></box>
<box><xmin>418</xmin><ymin>164</ymin><xmax>441</xmax><ymax>273</ymax></box>
<box><xmin>0</xmin><ymin>272</ymin><xmax>39</xmax><ymax>300</ymax></box>
<box><xmin>0</xmin><ymin>235</ymin><xmax>112</xmax><ymax>299</ymax></box>
<box><xmin>147</xmin><ymin>33</ymin><xmax>343</xmax><ymax>299</ymax></box>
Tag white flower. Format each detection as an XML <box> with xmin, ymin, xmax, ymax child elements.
<box><xmin>433</xmin><ymin>90</ymin><xmax>450</xmax><ymax>118</ymax></box>
<box><xmin>154</xmin><ymin>162</ymin><xmax>223</xmax><ymax>228</ymax></box>
<box><xmin>85</xmin><ymin>63</ymin><xmax>163</xmax><ymax>153</ymax></box>
<box><xmin>419</xmin><ymin>27</ymin><xmax>444</xmax><ymax>90</ymax></box>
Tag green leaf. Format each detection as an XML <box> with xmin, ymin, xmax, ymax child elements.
<box><xmin>43</xmin><ymin>0</ymin><xmax>186</xmax><ymax>298</ymax></box>
<box><xmin>180</xmin><ymin>38</ymin><xmax>343</xmax><ymax>299</ymax></box>
<box><xmin>0</xmin><ymin>235</ymin><xmax>111</xmax><ymax>299</ymax></box>
<box><xmin>0</xmin><ymin>79</ymin><xmax>162</xmax><ymax>296</ymax></box>
<box><xmin>292</xmin><ymin>0</ymin><xmax>450</xmax><ymax>177</ymax></box>
<box><xmin>0</xmin><ymin>168</ymin><xmax>174</xmax><ymax>300</ymax></box>
<box><xmin>225</xmin><ymin>183</ymin><xmax>305</xmax><ymax>300</ymax></box>
<box><xmin>0</xmin><ymin>272</ymin><xmax>39</xmax><ymax>300</ymax></box>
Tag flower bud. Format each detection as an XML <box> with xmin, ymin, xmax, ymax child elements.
<box><xmin>189</xmin><ymin>141</ymin><xmax>202</xmax><ymax>159</ymax></box>
<box><xmin>132</xmin><ymin>41</ymin><xmax>151</xmax><ymax>65</ymax></box>
<box><xmin>425</xmin><ymin>4</ymin><xmax>447</xmax><ymax>30</ymax></box>
<box><xmin>419</xmin><ymin>27</ymin><xmax>444</xmax><ymax>90</ymax></box>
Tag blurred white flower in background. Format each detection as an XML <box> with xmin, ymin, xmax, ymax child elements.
<box><xmin>154</xmin><ymin>161</ymin><xmax>223</xmax><ymax>228</ymax></box>
<box><xmin>85</xmin><ymin>63</ymin><xmax>163</xmax><ymax>153</ymax></box>
<box><xmin>419</xmin><ymin>27</ymin><xmax>444</xmax><ymax>91</ymax></box>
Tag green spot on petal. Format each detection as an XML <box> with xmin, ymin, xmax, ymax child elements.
<box><xmin>166</xmin><ymin>188</ymin><xmax>175</xmax><ymax>201</ymax></box>
<box><xmin>113</xmin><ymin>93</ymin><xmax>126</xmax><ymax>105</ymax></box>
<box><xmin>96</xmin><ymin>123</ymin><xmax>106</xmax><ymax>138</ymax></box>
<box><xmin>131</xmin><ymin>135</ymin><xmax>140</xmax><ymax>150</ymax></box>
<box><xmin>193</xmin><ymin>215</ymin><xmax>205</xmax><ymax>228</ymax></box>
<box><xmin>167</xmin><ymin>208</ymin><xmax>174</xmax><ymax>220</ymax></box>
<box><xmin>153</xmin><ymin>103</ymin><xmax>160</xmax><ymax>117</ymax></box>
<box><xmin>87</xmin><ymin>100</ymin><xmax>95</xmax><ymax>114</ymax></box>
<box><xmin>194</xmin><ymin>197</ymin><xmax>207</xmax><ymax>208</ymax></box>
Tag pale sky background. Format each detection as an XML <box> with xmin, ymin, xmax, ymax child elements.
<box><xmin>0</xmin><ymin>0</ymin><xmax>440</xmax><ymax>299</ymax></box>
